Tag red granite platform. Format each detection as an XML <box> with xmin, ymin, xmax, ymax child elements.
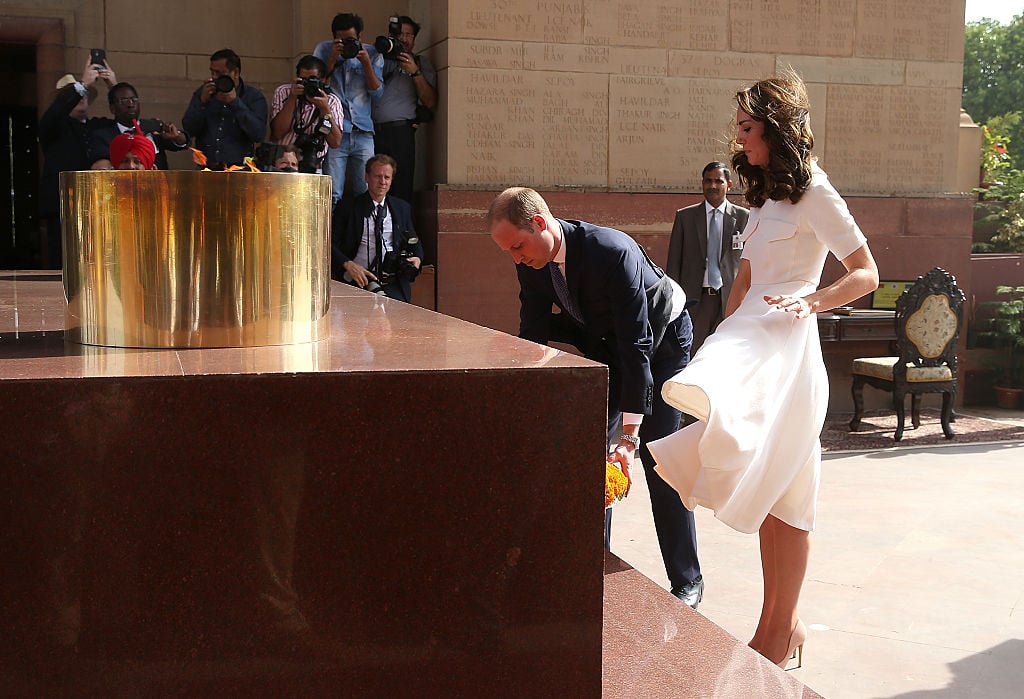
<box><xmin>603</xmin><ymin>554</ymin><xmax>822</xmax><ymax>697</ymax></box>
<box><xmin>0</xmin><ymin>271</ymin><xmax>608</xmax><ymax>695</ymax></box>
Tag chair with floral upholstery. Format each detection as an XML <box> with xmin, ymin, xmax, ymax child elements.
<box><xmin>849</xmin><ymin>267</ymin><xmax>965</xmax><ymax>441</ymax></box>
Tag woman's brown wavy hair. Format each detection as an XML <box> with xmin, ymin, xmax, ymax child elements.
<box><xmin>731</xmin><ymin>72</ymin><xmax>814</xmax><ymax>208</ymax></box>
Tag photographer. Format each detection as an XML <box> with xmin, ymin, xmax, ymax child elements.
<box><xmin>373</xmin><ymin>15</ymin><xmax>437</xmax><ymax>204</ymax></box>
<box><xmin>313</xmin><ymin>13</ymin><xmax>383</xmax><ymax>204</ymax></box>
<box><xmin>269</xmin><ymin>55</ymin><xmax>344</xmax><ymax>174</ymax></box>
<box><xmin>331</xmin><ymin>154</ymin><xmax>423</xmax><ymax>303</ymax></box>
<box><xmin>38</xmin><ymin>56</ymin><xmax>116</xmax><ymax>268</ymax></box>
<box><xmin>182</xmin><ymin>48</ymin><xmax>267</xmax><ymax>168</ymax></box>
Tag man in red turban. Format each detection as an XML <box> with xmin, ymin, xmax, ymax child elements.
<box><xmin>109</xmin><ymin>124</ymin><xmax>157</xmax><ymax>170</ymax></box>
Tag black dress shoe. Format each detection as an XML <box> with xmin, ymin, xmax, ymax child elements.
<box><xmin>671</xmin><ymin>576</ymin><xmax>704</xmax><ymax>609</ymax></box>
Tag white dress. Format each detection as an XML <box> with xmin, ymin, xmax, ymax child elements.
<box><xmin>648</xmin><ymin>163</ymin><xmax>866</xmax><ymax>534</ymax></box>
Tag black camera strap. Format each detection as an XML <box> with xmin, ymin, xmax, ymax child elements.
<box><xmin>290</xmin><ymin>95</ymin><xmax>324</xmax><ymax>135</ymax></box>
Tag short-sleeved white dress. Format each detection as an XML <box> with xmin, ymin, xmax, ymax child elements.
<box><xmin>648</xmin><ymin>163</ymin><xmax>866</xmax><ymax>534</ymax></box>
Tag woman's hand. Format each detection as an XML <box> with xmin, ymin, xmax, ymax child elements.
<box><xmin>764</xmin><ymin>294</ymin><xmax>812</xmax><ymax>319</ymax></box>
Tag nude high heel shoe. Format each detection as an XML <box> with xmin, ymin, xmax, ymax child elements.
<box><xmin>776</xmin><ymin>619</ymin><xmax>807</xmax><ymax>670</ymax></box>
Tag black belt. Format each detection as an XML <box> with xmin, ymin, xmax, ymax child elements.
<box><xmin>702</xmin><ymin>287</ymin><xmax>721</xmax><ymax>295</ymax></box>
<box><xmin>351</xmin><ymin>127</ymin><xmax>372</xmax><ymax>134</ymax></box>
<box><xmin>375</xmin><ymin>119</ymin><xmax>415</xmax><ymax>128</ymax></box>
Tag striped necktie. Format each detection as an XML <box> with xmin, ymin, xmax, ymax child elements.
<box><xmin>549</xmin><ymin>262</ymin><xmax>583</xmax><ymax>323</ymax></box>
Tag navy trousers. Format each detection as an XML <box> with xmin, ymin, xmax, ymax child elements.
<box><xmin>606</xmin><ymin>312</ymin><xmax>700</xmax><ymax>587</ymax></box>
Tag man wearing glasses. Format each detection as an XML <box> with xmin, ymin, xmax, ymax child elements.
<box><xmin>89</xmin><ymin>83</ymin><xmax>189</xmax><ymax>170</ymax></box>
<box><xmin>372</xmin><ymin>15</ymin><xmax>437</xmax><ymax>204</ymax></box>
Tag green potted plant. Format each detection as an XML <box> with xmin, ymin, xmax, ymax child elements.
<box><xmin>977</xmin><ymin>285</ymin><xmax>1024</xmax><ymax>408</ymax></box>
<box><xmin>979</xmin><ymin>123</ymin><xmax>1012</xmax><ymax>187</ymax></box>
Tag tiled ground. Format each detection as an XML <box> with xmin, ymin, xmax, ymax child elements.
<box><xmin>610</xmin><ymin>418</ymin><xmax>1024</xmax><ymax>699</ymax></box>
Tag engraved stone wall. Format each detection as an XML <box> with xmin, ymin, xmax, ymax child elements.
<box><xmin>437</xmin><ymin>0</ymin><xmax>968</xmax><ymax>196</ymax></box>
<box><xmin>448</xmin><ymin>69</ymin><xmax>608</xmax><ymax>187</ymax></box>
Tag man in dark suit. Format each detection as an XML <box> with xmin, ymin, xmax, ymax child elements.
<box><xmin>38</xmin><ymin>59</ymin><xmax>116</xmax><ymax>268</ymax></box>
<box><xmin>488</xmin><ymin>187</ymin><xmax>704</xmax><ymax>608</ymax></box>
<box><xmin>332</xmin><ymin>153</ymin><xmax>423</xmax><ymax>302</ymax></box>
<box><xmin>666</xmin><ymin>162</ymin><xmax>749</xmax><ymax>352</ymax></box>
<box><xmin>89</xmin><ymin>82</ymin><xmax>189</xmax><ymax>170</ymax></box>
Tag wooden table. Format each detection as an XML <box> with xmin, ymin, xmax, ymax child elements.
<box><xmin>818</xmin><ymin>309</ymin><xmax>896</xmax><ymax>342</ymax></box>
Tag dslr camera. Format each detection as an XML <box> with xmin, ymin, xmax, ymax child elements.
<box><xmin>298</xmin><ymin>76</ymin><xmax>326</xmax><ymax>99</ymax></box>
<box><xmin>213</xmin><ymin>74</ymin><xmax>235</xmax><ymax>93</ymax></box>
<box><xmin>379</xmin><ymin>235</ymin><xmax>421</xmax><ymax>287</ymax></box>
<box><xmin>374</xmin><ymin>36</ymin><xmax>403</xmax><ymax>60</ymax></box>
<box><xmin>374</xmin><ymin>16</ymin><xmax>405</xmax><ymax>60</ymax></box>
<box><xmin>337</xmin><ymin>36</ymin><xmax>361</xmax><ymax>60</ymax></box>
<box><xmin>293</xmin><ymin>127</ymin><xmax>328</xmax><ymax>173</ymax></box>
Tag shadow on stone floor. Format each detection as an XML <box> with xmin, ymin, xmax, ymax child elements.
<box><xmin>882</xmin><ymin>639</ymin><xmax>1024</xmax><ymax>698</ymax></box>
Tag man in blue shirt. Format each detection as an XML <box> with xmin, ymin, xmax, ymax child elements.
<box><xmin>182</xmin><ymin>48</ymin><xmax>267</xmax><ymax>168</ymax></box>
<box><xmin>314</xmin><ymin>13</ymin><xmax>384</xmax><ymax>205</ymax></box>
<box><xmin>373</xmin><ymin>15</ymin><xmax>437</xmax><ymax>204</ymax></box>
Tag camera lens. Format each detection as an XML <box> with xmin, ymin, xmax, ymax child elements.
<box><xmin>341</xmin><ymin>38</ymin><xmax>361</xmax><ymax>60</ymax></box>
<box><xmin>213</xmin><ymin>75</ymin><xmax>235</xmax><ymax>93</ymax></box>
<box><xmin>374</xmin><ymin>36</ymin><xmax>404</xmax><ymax>60</ymax></box>
<box><xmin>301</xmin><ymin>77</ymin><xmax>322</xmax><ymax>98</ymax></box>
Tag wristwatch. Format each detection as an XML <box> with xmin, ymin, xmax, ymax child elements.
<box><xmin>411</xmin><ymin>70</ymin><xmax>422</xmax><ymax>77</ymax></box>
<box><xmin>618</xmin><ymin>433</ymin><xmax>640</xmax><ymax>449</ymax></box>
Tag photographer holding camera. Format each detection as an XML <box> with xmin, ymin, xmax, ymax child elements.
<box><xmin>269</xmin><ymin>55</ymin><xmax>344</xmax><ymax>174</ymax></box>
<box><xmin>182</xmin><ymin>48</ymin><xmax>267</xmax><ymax>168</ymax></box>
<box><xmin>373</xmin><ymin>15</ymin><xmax>437</xmax><ymax>205</ymax></box>
<box><xmin>38</xmin><ymin>56</ymin><xmax>116</xmax><ymax>268</ymax></box>
<box><xmin>331</xmin><ymin>154</ymin><xmax>423</xmax><ymax>303</ymax></box>
<box><xmin>313</xmin><ymin>13</ymin><xmax>383</xmax><ymax>204</ymax></box>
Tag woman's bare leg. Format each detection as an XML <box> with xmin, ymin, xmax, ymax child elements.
<box><xmin>758</xmin><ymin>514</ymin><xmax>810</xmax><ymax>664</ymax></box>
<box><xmin>749</xmin><ymin>518</ymin><xmax>778</xmax><ymax>653</ymax></box>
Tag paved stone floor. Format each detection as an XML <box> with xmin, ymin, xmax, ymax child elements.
<box><xmin>610</xmin><ymin>412</ymin><xmax>1024</xmax><ymax>698</ymax></box>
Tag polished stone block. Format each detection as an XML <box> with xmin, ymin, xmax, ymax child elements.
<box><xmin>603</xmin><ymin>554</ymin><xmax>823</xmax><ymax>698</ymax></box>
<box><xmin>0</xmin><ymin>272</ymin><xmax>608</xmax><ymax>694</ymax></box>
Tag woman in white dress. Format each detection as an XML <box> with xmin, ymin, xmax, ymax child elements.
<box><xmin>648</xmin><ymin>73</ymin><xmax>879</xmax><ymax>668</ymax></box>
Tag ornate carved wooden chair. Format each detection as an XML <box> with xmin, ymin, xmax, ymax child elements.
<box><xmin>849</xmin><ymin>267</ymin><xmax>965</xmax><ymax>441</ymax></box>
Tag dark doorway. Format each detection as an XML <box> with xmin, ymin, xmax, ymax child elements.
<box><xmin>0</xmin><ymin>43</ymin><xmax>40</xmax><ymax>269</ymax></box>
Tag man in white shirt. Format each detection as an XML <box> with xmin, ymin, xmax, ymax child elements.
<box><xmin>330</xmin><ymin>154</ymin><xmax>423</xmax><ymax>302</ymax></box>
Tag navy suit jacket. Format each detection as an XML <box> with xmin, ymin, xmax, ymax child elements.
<box><xmin>516</xmin><ymin>219</ymin><xmax>676</xmax><ymax>415</ymax></box>
<box><xmin>88</xmin><ymin>118</ymin><xmax>189</xmax><ymax>170</ymax></box>
<box><xmin>331</xmin><ymin>193</ymin><xmax>424</xmax><ymax>301</ymax></box>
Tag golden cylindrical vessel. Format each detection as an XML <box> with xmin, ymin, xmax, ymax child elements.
<box><xmin>61</xmin><ymin>170</ymin><xmax>332</xmax><ymax>348</ymax></box>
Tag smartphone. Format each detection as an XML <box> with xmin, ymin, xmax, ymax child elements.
<box><xmin>89</xmin><ymin>48</ymin><xmax>106</xmax><ymax>68</ymax></box>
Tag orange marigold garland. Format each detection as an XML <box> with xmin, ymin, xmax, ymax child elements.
<box><xmin>605</xmin><ymin>462</ymin><xmax>629</xmax><ymax>508</ymax></box>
